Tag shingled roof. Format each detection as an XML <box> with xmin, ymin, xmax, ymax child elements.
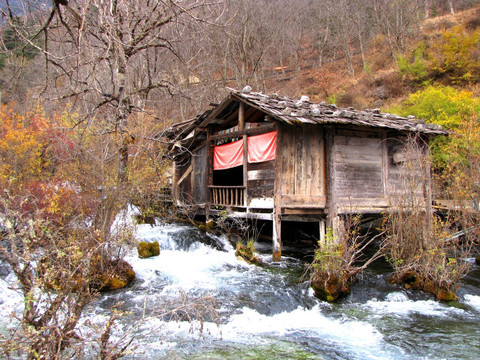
<box><xmin>167</xmin><ymin>88</ymin><xmax>448</xmax><ymax>147</ymax></box>
<box><xmin>225</xmin><ymin>87</ymin><xmax>447</xmax><ymax>135</ymax></box>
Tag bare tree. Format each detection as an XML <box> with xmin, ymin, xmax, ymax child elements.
<box><xmin>371</xmin><ymin>0</ymin><xmax>424</xmax><ymax>57</ymax></box>
<box><xmin>204</xmin><ymin>0</ymin><xmax>289</xmax><ymax>91</ymax></box>
<box><xmin>1</xmin><ymin>0</ymin><xmax>220</xmax><ymax>237</ymax></box>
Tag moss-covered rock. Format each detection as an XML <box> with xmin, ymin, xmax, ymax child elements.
<box><xmin>135</xmin><ymin>214</ymin><xmax>156</xmax><ymax>225</ymax></box>
<box><xmin>235</xmin><ymin>241</ymin><xmax>263</xmax><ymax>266</ymax></box>
<box><xmin>39</xmin><ymin>254</ymin><xmax>136</xmax><ymax>292</ymax></box>
<box><xmin>206</xmin><ymin>220</ymin><xmax>215</xmax><ymax>231</ymax></box>
<box><xmin>137</xmin><ymin>241</ymin><xmax>160</xmax><ymax>258</ymax></box>
<box><xmin>389</xmin><ymin>271</ymin><xmax>458</xmax><ymax>301</ymax></box>
<box><xmin>310</xmin><ymin>271</ymin><xmax>352</xmax><ymax>302</ymax></box>
<box><xmin>90</xmin><ymin>258</ymin><xmax>136</xmax><ymax>292</ymax></box>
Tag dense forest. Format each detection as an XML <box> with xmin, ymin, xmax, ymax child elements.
<box><xmin>1</xmin><ymin>0</ymin><xmax>480</xmax><ymax>118</ymax></box>
<box><xmin>1</xmin><ymin>0</ymin><xmax>480</xmax><ymax>358</ymax></box>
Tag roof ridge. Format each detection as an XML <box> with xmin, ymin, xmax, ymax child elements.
<box><xmin>228</xmin><ymin>87</ymin><xmax>447</xmax><ymax>135</ymax></box>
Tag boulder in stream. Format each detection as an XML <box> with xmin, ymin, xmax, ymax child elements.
<box><xmin>39</xmin><ymin>254</ymin><xmax>136</xmax><ymax>292</ymax></box>
<box><xmin>90</xmin><ymin>258</ymin><xmax>136</xmax><ymax>291</ymax></box>
<box><xmin>389</xmin><ymin>271</ymin><xmax>458</xmax><ymax>301</ymax></box>
<box><xmin>235</xmin><ymin>241</ymin><xmax>263</xmax><ymax>266</ymax></box>
<box><xmin>137</xmin><ymin>241</ymin><xmax>160</xmax><ymax>258</ymax></box>
<box><xmin>310</xmin><ymin>271</ymin><xmax>352</xmax><ymax>302</ymax></box>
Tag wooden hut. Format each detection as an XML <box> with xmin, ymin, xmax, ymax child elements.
<box><xmin>168</xmin><ymin>88</ymin><xmax>447</xmax><ymax>260</ymax></box>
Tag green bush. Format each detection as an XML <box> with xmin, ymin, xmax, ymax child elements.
<box><xmin>397</xmin><ymin>43</ymin><xmax>429</xmax><ymax>84</ymax></box>
<box><xmin>428</xmin><ymin>26</ymin><xmax>480</xmax><ymax>83</ymax></box>
<box><xmin>387</xmin><ymin>85</ymin><xmax>480</xmax><ymax>168</ymax></box>
<box><xmin>390</xmin><ymin>85</ymin><xmax>480</xmax><ymax>130</ymax></box>
<box><xmin>396</xmin><ymin>26</ymin><xmax>480</xmax><ymax>84</ymax></box>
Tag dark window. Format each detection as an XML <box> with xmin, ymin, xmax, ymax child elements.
<box><xmin>213</xmin><ymin>165</ymin><xmax>243</xmax><ymax>186</ymax></box>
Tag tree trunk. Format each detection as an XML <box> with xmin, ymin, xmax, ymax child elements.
<box><xmin>425</xmin><ymin>0</ymin><xmax>431</xmax><ymax>18</ymax></box>
<box><xmin>448</xmin><ymin>0</ymin><xmax>455</xmax><ymax>15</ymax></box>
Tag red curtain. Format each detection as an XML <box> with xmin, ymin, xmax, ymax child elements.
<box><xmin>248</xmin><ymin>131</ymin><xmax>277</xmax><ymax>163</ymax></box>
<box><xmin>213</xmin><ymin>131</ymin><xmax>277</xmax><ymax>170</ymax></box>
<box><xmin>213</xmin><ymin>139</ymin><xmax>243</xmax><ymax>170</ymax></box>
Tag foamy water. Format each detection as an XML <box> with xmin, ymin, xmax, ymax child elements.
<box><xmin>1</xmin><ymin>220</ymin><xmax>480</xmax><ymax>359</ymax></box>
<box><xmin>364</xmin><ymin>292</ymin><xmax>465</xmax><ymax>317</ymax></box>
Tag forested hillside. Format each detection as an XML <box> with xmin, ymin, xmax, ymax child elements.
<box><xmin>2</xmin><ymin>0</ymin><xmax>480</xmax><ymax>247</ymax></box>
<box><xmin>1</xmin><ymin>0</ymin><xmax>480</xmax><ymax>121</ymax></box>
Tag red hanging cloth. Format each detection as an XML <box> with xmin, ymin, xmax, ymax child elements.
<box><xmin>212</xmin><ymin>131</ymin><xmax>277</xmax><ymax>170</ymax></box>
<box><xmin>247</xmin><ymin>131</ymin><xmax>277</xmax><ymax>163</ymax></box>
<box><xmin>213</xmin><ymin>139</ymin><xmax>243</xmax><ymax>170</ymax></box>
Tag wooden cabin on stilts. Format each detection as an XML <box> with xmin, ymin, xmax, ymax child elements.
<box><xmin>167</xmin><ymin>88</ymin><xmax>447</xmax><ymax>261</ymax></box>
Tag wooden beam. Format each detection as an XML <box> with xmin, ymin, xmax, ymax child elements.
<box><xmin>191</xmin><ymin>155</ymin><xmax>196</xmax><ymax>200</ymax></box>
<box><xmin>176</xmin><ymin>163</ymin><xmax>193</xmax><ymax>187</ymax></box>
<box><xmin>273</xmin><ymin>209</ymin><xmax>282</xmax><ymax>262</ymax></box>
<box><xmin>206</xmin><ymin>128</ymin><xmax>213</xmax><ymax>221</ymax></box>
<box><xmin>219</xmin><ymin>101</ymin><xmax>258</xmax><ymax>127</ymax></box>
<box><xmin>273</xmin><ymin>122</ymin><xmax>282</xmax><ymax>261</ymax></box>
<box><xmin>210</xmin><ymin>123</ymin><xmax>277</xmax><ymax>142</ymax></box>
<box><xmin>325</xmin><ymin>126</ymin><xmax>337</xmax><ymax>232</ymax></box>
<box><xmin>423</xmin><ymin>142</ymin><xmax>433</xmax><ymax>234</ymax></box>
<box><xmin>243</xmin><ymin>134</ymin><xmax>248</xmax><ymax>206</ymax></box>
<box><xmin>319</xmin><ymin>219</ymin><xmax>326</xmax><ymax>244</ymax></box>
<box><xmin>172</xmin><ymin>162</ymin><xmax>179</xmax><ymax>209</ymax></box>
<box><xmin>202</xmin><ymin>94</ymin><xmax>234</xmax><ymax>126</ymax></box>
<box><xmin>381</xmin><ymin>130</ymin><xmax>388</xmax><ymax>198</ymax></box>
<box><xmin>238</xmin><ymin>102</ymin><xmax>245</xmax><ymax>131</ymax></box>
<box><xmin>239</xmin><ymin>102</ymin><xmax>248</xmax><ymax>206</ymax></box>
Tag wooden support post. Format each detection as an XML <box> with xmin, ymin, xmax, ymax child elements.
<box><xmin>273</xmin><ymin>210</ymin><xmax>282</xmax><ymax>262</ymax></box>
<box><xmin>242</xmin><ymin>134</ymin><xmax>248</xmax><ymax>206</ymax></box>
<box><xmin>381</xmin><ymin>130</ymin><xmax>389</xmax><ymax>198</ymax></box>
<box><xmin>172</xmin><ymin>161</ymin><xmax>179</xmax><ymax>211</ymax></box>
<box><xmin>272</xmin><ymin>122</ymin><xmax>282</xmax><ymax>261</ymax></box>
<box><xmin>206</xmin><ymin>128</ymin><xmax>213</xmax><ymax>222</ymax></box>
<box><xmin>325</xmin><ymin>126</ymin><xmax>338</xmax><ymax>241</ymax></box>
<box><xmin>238</xmin><ymin>101</ymin><xmax>245</xmax><ymax>130</ymax></box>
<box><xmin>423</xmin><ymin>140</ymin><xmax>433</xmax><ymax>236</ymax></box>
<box><xmin>239</xmin><ymin>102</ymin><xmax>248</xmax><ymax>206</ymax></box>
<box><xmin>319</xmin><ymin>219</ymin><xmax>326</xmax><ymax>244</ymax></box>
<box><xmin>191</xmin><ymin>156</ymin><xmax>196</xmax><ymax>201</ymax></box>
<box><xmin>331</xmin><ymin>215</ymin><xmax>344</xmax><ymax>242</ymax></box>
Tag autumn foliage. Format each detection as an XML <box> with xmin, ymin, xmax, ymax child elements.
<box><xmin>0</xmin><ymin>103</ymin><xmax>164</xmax><ymax>358</ymax></box>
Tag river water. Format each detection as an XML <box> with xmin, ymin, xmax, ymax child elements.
<box><xmin>1</xmin><ymin>221</ymin><xmax>480</xmax><ymax>359</ymax></box>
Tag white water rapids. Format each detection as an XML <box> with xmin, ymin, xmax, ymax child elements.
<box><xmin>1</xmin><ymin>220</ymin><xmax>480</xmax><ymax>359</ymax></box>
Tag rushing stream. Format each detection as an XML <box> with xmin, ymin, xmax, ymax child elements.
<box><xmin>1</xmin><ymin>220</ymin><xmax>480</xmax><ymax>359</ymax></box>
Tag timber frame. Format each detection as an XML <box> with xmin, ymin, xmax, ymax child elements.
<box><xmin>167</xmin><ymin>88</ymin><xmax>447</xmax><ymax>260</ymax></box>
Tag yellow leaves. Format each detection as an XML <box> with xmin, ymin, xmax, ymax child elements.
<box><xmin>397</xmin><ymin>25</ymin><xmax>480</xmax><ymax>84</ymax></box>
<box><xmin>430</xmin><ymin>26</ymin><xmax>480</xmax><ymax>80</ymax></box>
<box><xmin>0</xmin><ymin>105</ymin><xmax>51</xmax><ymax>185</ymax></box>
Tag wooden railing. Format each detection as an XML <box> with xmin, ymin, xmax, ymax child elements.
<box><xmin>209</xmin><ymin>186</ymin><xmax>245</xmax><ymax>207</ymax></box>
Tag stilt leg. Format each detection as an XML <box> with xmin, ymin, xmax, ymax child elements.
<box><xmin>319</xmin><ymin>219</ymin><xmax>326</xmax><ymax>244</ymax></box>
<box><xmin>272</xmin><ymin>211</ymin><xmax>281</xmax><ymax>261</ymax></box>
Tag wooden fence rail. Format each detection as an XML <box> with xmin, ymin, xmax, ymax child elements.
<box><xmin>209</xmin><ymin>186</ymin><xmax>245</xmax><ymax>207</ymax></box>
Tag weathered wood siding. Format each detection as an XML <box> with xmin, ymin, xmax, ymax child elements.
<box><xmin>334</xmin><ymin>130</ymin><xmax>385</xmax><ymax>207</ymax></box>
<box><xmin>193</xmin><ymin>145</ymin><xmax>207</xmax><ymax>204</ymax></box>
<box><xmin>176</xmin><ymin>156</ymin><xmax>192</xmax><ymax>204</ymax></box>
<box><xmin>386</xmin><ymin>137</ymin><xmax>425</xmax><ymax>203</ymax></box>
<box><xmin>278</xmin><ymin>125</ymin><xmax>326</xmax><ymax>207</ymax></box>
<box><xmin>247</xmin><ymin>160</ymin><xmax>275</xmax><ymax>205</ymax></box>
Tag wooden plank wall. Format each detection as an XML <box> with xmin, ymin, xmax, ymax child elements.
<box><xmin>278</xmin><ymin>125</ymin><xmax>326</xmax><ymax>207</ymax></box>
<box><xmin>386</xmin><ymin>137</ymin><xmax>425</xmax><ymax>203</ymax></box>
<box><xmin>247</xmin><ymin>160</ymin><xmax>275</xmax><ymax>201</ymax></box>
<box><xmin>334</xmin><ymin>130</ymin><xmax>384</xmax><ymax>203</ymax></box>
<box><xmin>193</xmin><ymin>145</ymin><xmax>207</xmax><ymax>204</ymax></box>
<box><xmin>177</xmin><ymin>156</ymin><xmax>193</xmax><ymax>204</ymax></box>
